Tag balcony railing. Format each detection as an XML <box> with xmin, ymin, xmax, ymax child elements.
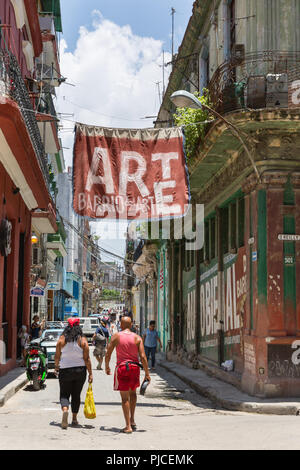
<box><xmin>0</xmin><ymin>47</ymin><xmax>50</xmax><ymax>190</ymax></box>
<box><xmin>207</xmin><ymin>51</ymin><xmax>300</xmax><ymax>115</ymax></box>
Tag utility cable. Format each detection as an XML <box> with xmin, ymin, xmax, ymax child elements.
<box><xmin>58</xmin><ymin>211</ymin><xmax>147</xmax><ymax>269</ymax></box>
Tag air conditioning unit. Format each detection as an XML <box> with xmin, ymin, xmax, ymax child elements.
<box><xmin>266</xmin><ymin>73</ymin><xmax>288</xmax><ymax>107</ymax></box>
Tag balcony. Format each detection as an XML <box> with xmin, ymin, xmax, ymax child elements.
<box><xmin>208</xmin><ymin>51</ymin><xmax>300</xmax><ymax>115</ymax></box>
<box><xmin>0</xmin><ymin>47</ymin><xmax>50</xmax><ymax>191</ymax></box>
<box><xmin>187</xmin><ymin>51</ymin><xmax>300</xmax><ymax>205</ymax></box>
<box><xmin>36</xmin><ymin>12</ymin><xmax>61</xmax><ymax>90</ymax></box>
<box><xmin>36</xmin><ymin>94</ymin><xmax>60</xmax><ymax>155</ymax></box>
<box><xmin>46</xmin><ymin>232</ymin><xmax>67</xmax><ymax>257</ymax></box>
<box><xmin>46</xmin><ymin>220</ymin><xmax>67</xmax><ymax>257</ymax></box>
<box><xmin>32</xmin><ymin>203</ymin><xmax>58</xmax><ymax>234</ymax></box>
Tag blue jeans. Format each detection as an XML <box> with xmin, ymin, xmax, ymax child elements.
<box><xmin>145</xmin><ymin>346</ymin><xmax>156</xmax><ymax>368</ymax></box>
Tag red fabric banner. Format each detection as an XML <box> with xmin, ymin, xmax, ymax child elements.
<box><xmin>72</xmin><ymin>124</ymin><xmax>190</xmax><ymax>220</ymax></box>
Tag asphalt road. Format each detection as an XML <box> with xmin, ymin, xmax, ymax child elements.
<box><xmin>1</xmin><ymin>348</ymin><xmax>300</xmax><ymax>450</ymax></box>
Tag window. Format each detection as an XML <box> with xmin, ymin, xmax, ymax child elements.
<box><xmin>204</xmin><ymin>221</ymin><xmax>210</xmax><ymax>261</ymax></box>
<box><xmin>203</xmin><ymin>217</ymin><xmax>217</xmax><ymax>263</ymax></box>
<box><xmin>223</xmin><ymin>196</ymin><xmax>245</xmax><ymax>254</ymax></box>
<box><xmin>238</xmin><ymin>197</ymin><xmax>245</xmax><ymax>247</ymax></box>
<box><xmin>221</xmin><ymin>206</ymin><xmax>229</xmax><ymax>254</ymax></box>
<box><xmin>199</xmin><ymin>47</ymin><xmax>210</xmax><ymax>95</ymax></box>
<box><xmin>230</xmin><ymin>201</ymin><xmax>237</xmax><ymax>251</ymax></box>
<box><xmin>73</xmin><ymin>281</ymin><xmax>79</xmax><ymax>300</ymax></box>
<box><xmin>210</xmin><ymin>218</ymin><xmax>216</xmax><ymax>259</ymax></box>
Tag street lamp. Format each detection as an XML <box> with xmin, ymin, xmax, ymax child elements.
<box><xmin>170</xmin><ymin>90</ymin><xmax>260</xmax><ymax>181</ymax></box>
<box><xmin>31</xmin><ymin>232</ymin><xmax>38</xmax><ymax>244</ymax></box>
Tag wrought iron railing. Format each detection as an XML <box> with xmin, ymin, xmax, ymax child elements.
<box><xmin>0</xmin><ymin>48</ymin><xmax>50</xmax><ymax>190</ymax></box>
<box><xmin>207</xmin><ymin>51</ymin><xmax>300</xmax><ymax>114</ymax></box>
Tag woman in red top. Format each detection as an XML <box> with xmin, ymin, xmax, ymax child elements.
<box><xmin>105</xmin><ymin>316</ymin><xmax>151</xmax><ymax>433</ymax></box>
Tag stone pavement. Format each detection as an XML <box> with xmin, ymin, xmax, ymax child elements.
<box><xmin>0</xmin><ymin>366</ymin><xmax>28</xmax><ymax>407</ymax></box>
<box><xmin>157</xmin><ymin>355</ymin><xmax>300</xmax><ymax>415</ymax></box>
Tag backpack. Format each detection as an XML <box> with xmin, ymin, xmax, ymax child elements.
<box><xmin>95</xmin><ymin>326</ymin><xmax>106</xmax><ymax>345</ymax></box>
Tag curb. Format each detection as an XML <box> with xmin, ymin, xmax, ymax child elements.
<box><xmin>158</xmin><ymin>360</ymin><xmax>300</xmax><ymax>416</ymax></box>
<box><xmin>0</xmin><ymin>374</ymin><xmax>28</xmax><ymax>408</ymax></box>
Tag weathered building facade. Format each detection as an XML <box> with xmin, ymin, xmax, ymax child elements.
<box><xmin>0</xmin><ymin>0</ymin><xmax>62</xmax><ymax>374</ymax></box>
<box><xmin>154</xmin><ymin>0</ymin><xmax>300</xmax><ymax>397</ymax></box>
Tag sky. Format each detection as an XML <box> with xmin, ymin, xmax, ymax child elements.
<box><xmin>55</xmin><ymin>0</ymin><xmax>195</xmax><ymax>261</ymax></box>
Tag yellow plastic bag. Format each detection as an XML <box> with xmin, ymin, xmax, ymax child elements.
<box><xmin>84</xmin><ymin>384</ymin><xmax>96</xmax><ymax>419</ymax></box>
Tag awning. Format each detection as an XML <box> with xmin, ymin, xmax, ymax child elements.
<box><xmin>60</xmin><ymin>289</ymin><xmax>73</xmax><ymax>299</ymax></box>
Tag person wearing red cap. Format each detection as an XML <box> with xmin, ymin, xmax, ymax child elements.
<box><xmin>55</xmin><ymin>318</ymin><xmax>93</xmax><ymax>429</ymax></box>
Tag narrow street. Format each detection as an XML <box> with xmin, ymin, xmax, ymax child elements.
<box><xmin>1</xmin><ymin>350</ymin><xmax>300</xmax><ymax>450</ymax></box>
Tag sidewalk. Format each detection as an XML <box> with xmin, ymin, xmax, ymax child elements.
<box><xmin>157</xmin><ymin>355</ymin><xmax>300</xmax><ymax>416</ymax></box>
<box><xmin>0</xmin><ymin>367</ymin><xmax>28</xmax><ymax>407</ymax></box>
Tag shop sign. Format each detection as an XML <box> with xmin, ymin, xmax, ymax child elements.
<box><xmin>30</xmin><ymin>287</ymin><xmax>45</xmax><ymax>297</ymax></box>
<box><xmin>278</xmin><ymin>234</ymin><xmax>300</xmax><ymax>241</ymax></box>
<box><xmin>47</xmin><ymin>282</ymin><xmax>60</xmax><ymax>290</ymax></box>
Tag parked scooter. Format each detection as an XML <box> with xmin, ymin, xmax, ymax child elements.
<box><xmin>26</xmin><ymin>344</ymin><xmax>48</xmax><ymax>390</ymax></box>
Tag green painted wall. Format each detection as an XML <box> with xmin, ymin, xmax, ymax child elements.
<box><xmin>156</xmin><ymin>244</ymin><xmax>170</xmax><ymax>352</ymax></box>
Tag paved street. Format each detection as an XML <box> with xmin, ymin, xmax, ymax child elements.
<box><xmin>1</xmin><ymin>349</ymin><xmax>300</xmax><ymax>450</ymax></box>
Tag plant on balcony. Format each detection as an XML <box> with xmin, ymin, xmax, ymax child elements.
<box><xmin>101</xmin><ymin>289</ymin><xmax>121</xmax><ymax>300</ymax></box>
<box><xmin>173</xmin><ymin>89</ymin><xmax>212</xmax><ymax>161</ymax></box>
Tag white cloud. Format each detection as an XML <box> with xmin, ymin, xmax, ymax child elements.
<box><xmin>55</xmin><ymin>12</ymin><xmax>171</xmax><ymax>248</ymax></box>
<box><xmin>56</xmin><ymin>11</ymin><xmax>171</xmax><ymax>168</ymax></box>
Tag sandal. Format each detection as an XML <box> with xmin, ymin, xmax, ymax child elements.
<box><xmin>61</xmin><ymin>411</ymin><xmax>68</xmax><ymax>429</ymax></box>
<box><xmin>120</xmin><ymin>428</ymin><xmax>132</xmax><ymax>434</ymax></box>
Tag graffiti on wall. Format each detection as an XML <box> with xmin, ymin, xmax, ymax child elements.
<box><xmin>200</xmin><ymin>249</ymin><xmax>247</xmax><ymax>340</ymax></box>
<box><xmin>186</xmin><ymin>280</ymin><xmax>196</xmax><ymax>342</ymax></box>
<box><xmin>268</xmin><ymin>343</ymin><xmax>300</xmax><ymax>379</ymax></box>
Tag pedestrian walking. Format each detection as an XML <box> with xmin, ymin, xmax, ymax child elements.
<box><xmin>30</xmin><ymin>315</ymin><xmax>43</xmax><ymax>339</ymax></box>
<box><xmin>143</xmin><ymin>321</ymin><xmax>162</xmax><ymax>370</ymax></box>
<box><xmin>18</xmin><ymin>325</ymin><xmax>30</xmax><ymax>366</ymax></box>
<box><xmin>54</xmin><ymin>317</ymin><xmax>93</xmax><ymax>429</ymax></box>
<box><xmin>105</xmin><ymin>316</ymin><xmax>151</xmax><ymax>434</ymax></box>
<box><xmin>92</xmin><ymin>319</ymin><xmax>109</xmax><ymax>370</ymax></box>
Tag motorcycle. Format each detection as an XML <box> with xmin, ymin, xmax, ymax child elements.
<box><xmin>25</xmin><ymin>344</ymin><xmax>48</xmax><ymax>390</ymax></box>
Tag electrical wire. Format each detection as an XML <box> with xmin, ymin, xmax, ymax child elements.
<box><xmin>58</xmin><ymin>211</ymin><xmax>147</xmax><ymax>271</ymax></box>
<box><xmin>63</xmin><ymin>97</ymin><xmax>152</xmax><ymax>123</ymax></box>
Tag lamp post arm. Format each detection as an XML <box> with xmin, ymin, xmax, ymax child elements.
<box><xmin>201</xmin><ymin>103</ymin><xmax>261</xmax><ymax>182</ymax></box>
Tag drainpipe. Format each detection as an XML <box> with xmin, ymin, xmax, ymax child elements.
<box><xmin>216</xmin><ymin>206</ymin><xmax>225</xmax><ymax>366</ymax></box>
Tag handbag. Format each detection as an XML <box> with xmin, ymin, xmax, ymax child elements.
<box><xmin>84</xmin><ymin>384</ymin><xmax>96</xmax><ymax>419</ymax></box>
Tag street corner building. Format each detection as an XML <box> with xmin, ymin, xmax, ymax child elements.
<box><xmin>127</xmin><ymin>0</ymin><xmax>300</xmax><ymax>398</ymax></box>
<box><xmin>0</xmin><ymin>0</ymin><xmax>63</xmax><ymax>376</ymax></box>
